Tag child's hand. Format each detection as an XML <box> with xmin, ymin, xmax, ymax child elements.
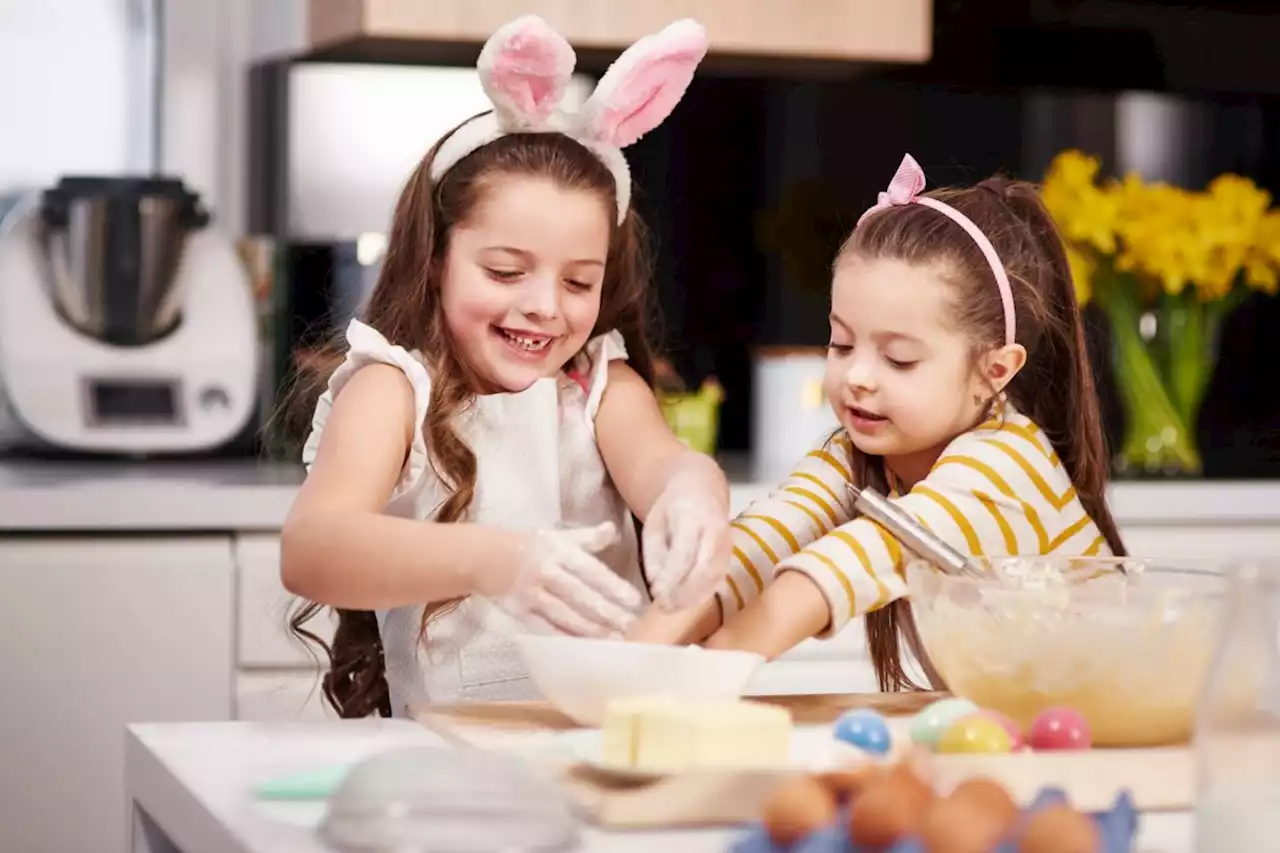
<box><xmin>643</xmin><ymin>471</ymin><xmax>732</xmax><ymax>611</ymax></box>
<box><xmin>624</xmin><ymin>597</ymin><xmax>722</xmax><ymax>646</ymax></box>
<box><xmin>484</xmin><ymin>522</ymin><xmax>644</xmax><ymax>637</ymax></box>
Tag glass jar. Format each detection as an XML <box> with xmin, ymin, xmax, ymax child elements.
<box><xmin>1194</xmin><ymin>562</ymin><xmax>1280</xmax><ymax>852</ymax></box>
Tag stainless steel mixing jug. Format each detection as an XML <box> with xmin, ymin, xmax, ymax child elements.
<box><xmin>36</xmin><ymin>176</ymin><xmax>209</xmax><ymax>346</ymax></box>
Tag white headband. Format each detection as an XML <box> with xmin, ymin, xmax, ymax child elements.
<box><xmin>430</xmin><ymin>16</ymin><xmax>709</xmax><ymax>223</ymax></box>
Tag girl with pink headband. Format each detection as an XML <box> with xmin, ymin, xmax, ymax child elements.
<box><xmin>633</xmin><ymin>155</ymin><xmax>1126</xmax><ymax>687</ymax></box>
<box><xmin>281</xmin><ymin>16</ymin><xmax>732</xmax><ymax>717</ymax></box>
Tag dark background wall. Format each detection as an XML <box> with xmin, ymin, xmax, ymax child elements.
<box><xmin>623</xmin><ymin>0</ymin><xmax>1280</xmax><ymax>476</ymax></box>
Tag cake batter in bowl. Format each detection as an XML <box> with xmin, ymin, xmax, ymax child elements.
<box><xmin>906</xmin><ymin>557</ymin><xmax>1258</xmax><ymax>747</ymax></box>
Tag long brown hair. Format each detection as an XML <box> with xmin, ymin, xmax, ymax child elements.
<box><xmin>286</xmin><ymin>119</ymin><xmax>658</xmax><ymax>718</ymax></box>
<box><xmin>839</xmin><ymin>175</ymin><xmax>1126</xmax><ymax>692</ymax></box>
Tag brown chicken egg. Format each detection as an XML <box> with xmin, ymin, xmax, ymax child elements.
<box><xmin>947</xmin><ymin>777</ymin><xmax>1020</xmax><ymax>830</ymax></box>
<box><xmin>848</xmin><ymin>761</ymin><xmax>936</xmax><ymax>847</ymax></box>
<box><xmin>1017</xmin><ymin>803</ymin><xmax>1102</xmax><ymax>853</ymax></box>
<box><xmin>919</xmin><ymin>796</ymin><xmax>1007</xmax><ymax>853</ymax></box>
<box><xmin>761</xmin><ymin>775</ymin><xmax>838</xmax><ymax>846</ymax></box>
<box><xmin>814</xmin><ymin>765</ymin><xmax>885</xmax><ymax>802</ymax></box>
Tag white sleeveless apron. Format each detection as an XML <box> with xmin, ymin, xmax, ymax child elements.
<box><xmin>302</xmin><ymin>320</ymin><xmax>646</xmax><ymax>714</ymax></box>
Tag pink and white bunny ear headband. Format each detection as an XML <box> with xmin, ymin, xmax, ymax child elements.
<box><xmin>858</xmin><ymin>154</ymin><xmax>1017</xmax><ymax>347</ymax></box>
<box><xmin>430</xmin><ymin>16</ymin><xmax>710</xmax><ymax>224</ymax></box>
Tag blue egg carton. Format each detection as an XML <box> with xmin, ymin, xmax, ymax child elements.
<box><xmin>728</xmin><ymin>787</ymin><xmax>1138</xmax><ymax>853</ymax></box>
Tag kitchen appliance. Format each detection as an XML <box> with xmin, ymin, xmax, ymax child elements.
<box><xmin>0</xmin><ymin>0</ymin><xmax>259</xmax><ymax>457</ymax></box>
<box><xmin>0</xmin><ymin>177</ymin><xmax>259</xmax><ymax>455</ymax></box>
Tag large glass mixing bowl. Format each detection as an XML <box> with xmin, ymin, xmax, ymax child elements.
<box><xmin>906</xmin><ymin>556</ymin><xmax>1252</xmax><ymax>748</ymax></box>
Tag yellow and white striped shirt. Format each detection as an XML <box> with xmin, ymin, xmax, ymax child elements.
<box><xmin>718</xmin><ymin>406</ymin><xmax>1112</xmax><ymax>636</ymax></box>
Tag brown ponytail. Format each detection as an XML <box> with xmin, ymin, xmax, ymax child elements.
<box><xmin>996</xmin><ymin>182</ymin><xmax>1126</xmax><ymax>560</ymax></box>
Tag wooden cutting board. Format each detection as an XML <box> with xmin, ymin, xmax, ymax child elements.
<box><xmin>409</xmin><ymin>691</ymin><xmax>946</xmax><ymax>736</ymax></box>
<box><xmin>410</xmin><ymin>693</ymin><xmax>1192</xmax><ymax>828</ymax></box>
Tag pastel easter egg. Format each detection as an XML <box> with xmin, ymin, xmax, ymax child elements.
<box><xmin>972</xmin><ymin>709</ymin><xmax>1025</xmax><ymax>750</ymax></box>
<box><xmin>937</xmin><ymin>715</ymin><xmax>1014</xmax><ymax>755</ymax></box>
<box><xmin>1028</xmin><ymin>707</ymin><xmax>1092</xmax><ymax>751</ymax></box>
<box><xmin>833</xmin><ymin>708</ymin><xmax>893</xmax><ymax>756</ymax></box>
<box><xmin>909</xmin><ymin>698</ymin><xmax>980</xmax><ymax>749</ymax></box>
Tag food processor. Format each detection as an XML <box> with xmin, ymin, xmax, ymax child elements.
<box><xmin>0</xmin><ymin>0</ymin><xmax>258</xmax><ymax>456</ymax></box>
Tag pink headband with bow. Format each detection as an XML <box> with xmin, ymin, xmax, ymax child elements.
<box><xmin>857</xmin><ymin>154</ymin><xmax>1016</xmax><ymax>347</ymax></box>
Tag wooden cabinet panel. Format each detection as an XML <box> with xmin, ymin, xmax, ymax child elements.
<box><xmin>310</xmin><ymin>0</ymin><xmax>933</xmax><ymax>63</ymax></box>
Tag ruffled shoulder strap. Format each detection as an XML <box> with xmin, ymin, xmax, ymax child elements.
<box><xmin>301</xmin><ymin>320</ymin><xmax>435</xmax><ymax>504</ymax></box>
<box><xmin>570</xmin><ymin>329</ymin><xmax>629</xmax><ymax>424</ymax></box>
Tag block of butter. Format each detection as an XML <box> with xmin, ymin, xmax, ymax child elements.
<box><xmin>600</xmin><ymin>695</ymin><xmax>793</xmax><ymax>772</ymax></box>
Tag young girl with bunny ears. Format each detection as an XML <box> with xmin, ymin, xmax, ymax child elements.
<box><xmin>635</xmin><ymin>155</ymin><xmax>1128</xmax><ymax>689</ymax></box>
<box><xmin>282</xmin><ymin>17</ymin><xmax>731</xmax><ymax>718</ymax></box>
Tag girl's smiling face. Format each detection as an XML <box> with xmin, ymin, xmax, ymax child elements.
<box><xmin>440</xmin><ymin>174</ymin><xmax>611</xmax><ymax>393</ymax></box>
<box><xmin>824</xmin><ymin>254</ymin><xmax>997</xmax><ymax>482</ymax></box>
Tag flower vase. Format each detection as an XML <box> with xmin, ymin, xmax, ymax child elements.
<box><xmin>1039</xmin><ymin>147</ymin><xmax>1280</xmax><ymax>480</ymax></box>
<box><xmin>1096</xmin><ymin>276</ymin><xmax>1209</xmax><ymax>477</ymax></box>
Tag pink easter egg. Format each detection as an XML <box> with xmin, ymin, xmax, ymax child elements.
<box><xmin>1027</xmin><ymin>707</ymin><xmax>1092</xmax><ymax>751</ymax></box>
<box><xmin>973</xmin><ymin>710</ymin><xmax>1025</xmax><ymax>750</ymax></box>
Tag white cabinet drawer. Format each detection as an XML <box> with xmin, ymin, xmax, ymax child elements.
<box><xmin>1</xmin><ymin>536</ymin><xmax>235</xmax><ymax>853</ymax></box>
<box><xmin>235</xmin><ymin>671</ymin><xmax>339</xmax><ymax>721</ymax></box>
<box><xmin>235</xmin><ymin>533</ymin><xmax>337</xmax><ymax>668</ymax></box>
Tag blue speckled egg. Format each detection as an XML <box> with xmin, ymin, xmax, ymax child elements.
<box><xmin>833</xmin><ymin>708</ymin><xmax>892</xmax><ymax>756</ymax></box>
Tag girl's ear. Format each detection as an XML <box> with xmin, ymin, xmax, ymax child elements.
<box><xmin>983</xmin><ymin>343</ymin><xmax>1027</xmax><ymax>394</ymax></box>
<box><xmin>578</xmin><ymin>19</ymin><xmax>708</xmax><ymax>149</ymax></box>
<box><xmin>477</xmin><ymin>15</ymin><xmax>577</xmax><ymax>128</ymax></box>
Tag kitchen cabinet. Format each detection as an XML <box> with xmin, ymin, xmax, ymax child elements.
<box><xmin>308</xmin><ymin>0</ymin><xmax>933</xmax><ymax>64</ymax></box>
<box><xmin>0</xmin><ymin>537</ymin><xmax>235</xmax><ymax>853</ymax></box>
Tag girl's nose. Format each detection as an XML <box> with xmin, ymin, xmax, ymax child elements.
<box><xmin>519</xmin><ymin>275</ymin><xmax>560</xmax><ymax>319</ymax></box>
<box><xmin>842</xmin><ymin>358</ymin><xmax>877</xmax><ymax>393</ymax></box>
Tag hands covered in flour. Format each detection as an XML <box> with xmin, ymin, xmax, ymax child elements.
<box><xmin>642</xmin><ymin>459</ymin><xmax>733</xmax><ymax>612</ymax></box>
<box><xmin>483</xmin><ymin>522</ymin><xmax>643</xmax><ymax>637</ymax></box>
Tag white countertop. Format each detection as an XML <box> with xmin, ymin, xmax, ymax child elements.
<box><xmin>124</xmin><ymin>720</ymin><xmax>1194</xmax><ymax>853</ymax></box>
<box><xmin>2</xmin><ymin>457</ymin><xmax>1279</xmax><ymax>532</ymax></box>
<box><xmin>0</xmin><ymin>459</ymin><xmax>304</xmax><ymax>531</ymax></box>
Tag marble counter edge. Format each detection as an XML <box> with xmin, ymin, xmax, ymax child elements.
<box><xmin>0</xmin><ymin>461</ymin><xmax>1278</xmax><ymax>531</ymax></box>
<box><xmin>123</xmin><ymin>720</ymin><xmax>1193</xmax><ymax>853</ymax></box>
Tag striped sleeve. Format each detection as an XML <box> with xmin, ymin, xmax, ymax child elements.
<box><xmin>715</xmin><ymin>435</ymin><xmax>857</xmax><ymax>616</ymax></box>
<box><xmin>776</xmin><ymin>422</ymin><xmax>1093</xmax><ymax>637</ymax></box>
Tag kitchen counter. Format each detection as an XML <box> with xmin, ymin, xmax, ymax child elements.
<box><xmin>3</xmin><ymin>457</ymin><xmax>1280</xmax><ymax>532</ymax></box>
<box><xmin>14</xmin><ymin>459</ymin><xmax>1269</xmax><ymax>853</ymax></box>
<box><xmin>125</xmin><ymin>720</ymin><xmax>1195</xmax><ymax>853</ymax></box>
<box><xmin>0</xmin><ymin>459</ymin><xmax>304</xmax><ymax>531</ymax></box>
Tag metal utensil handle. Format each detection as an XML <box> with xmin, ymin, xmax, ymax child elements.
<box><xmin>853</xmin><ymin>487</ymin><xmax>976</xmax><ymax>576</ymax></box>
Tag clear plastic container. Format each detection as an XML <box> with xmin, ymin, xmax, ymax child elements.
<box><xmin>319</xmin><ymin>744</ymin><xmax>580</xmax><ymax>853</ymax></box>
<box><xmin>1194</xmin><ymin>562</ymin><xmax>1280</xmax><ymax>852</ymax></box>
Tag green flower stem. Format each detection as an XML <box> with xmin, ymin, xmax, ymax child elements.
<box><xmin>1095</xmin><ymin>271</ymin><xmax>1202</xmax><ymax>475</ymax></box>
<box><xmin>1161</xmin><ymin>290</ymin><xmax>1207</xmax><ymax>430</ymax></box>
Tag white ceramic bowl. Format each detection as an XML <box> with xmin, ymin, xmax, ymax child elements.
<box><xmin>514</xmin><ymin>634</ymin><xmax>766</xmax><ymax>726</ymax></box>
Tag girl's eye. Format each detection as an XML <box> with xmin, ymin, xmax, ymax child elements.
<box><xmin>486</xmin><ymin>268</ymin><xmax>522</xmax><ymax>282</ymax></box>
<box><xmin>886</xmin><ymin>357</ymin><xmax>918</xmax><ymax>370</ymax></box>
<box><xmin>827</xmin><ymin>342</ymin><xmax>853</xmax><ymax>355</ymax></box>
<box><xmin>565</xmin><ymin>280</ymin><xmax>594</xmax><ymax>293</ymax></box>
